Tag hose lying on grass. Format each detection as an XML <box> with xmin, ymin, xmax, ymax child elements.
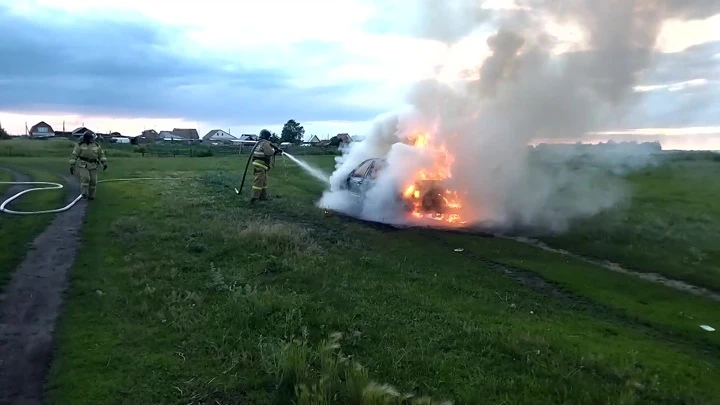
<box><xmin>0</xmin><ymin>178</ymin><xmax>184</xmax><ymax>215</ymax></box>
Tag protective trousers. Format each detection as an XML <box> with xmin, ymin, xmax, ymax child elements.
<box><xmin>251</xmin><ymin>167</ymin><xmax>268</xmax><ymax>200</ymax></box>
<box><xmin>78</xmin><ymin>167</ymin><xmax>98</xmax><ymax>198</ymax></box>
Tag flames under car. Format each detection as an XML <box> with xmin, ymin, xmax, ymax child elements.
<box><xmin>340</xmin><ymin>157</ymin><xmax>454</xmax><ymax>216</ymax></box>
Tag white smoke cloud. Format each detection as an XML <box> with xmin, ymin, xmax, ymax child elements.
<box><xmin>319</xmin><ymin>0</ymin><xmax>713</xmax><ymax>233</ymax></box>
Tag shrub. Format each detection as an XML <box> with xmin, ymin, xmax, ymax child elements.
<box><xmin>0</xmin><ymin>126</ymin><xmax>10</xmax><ymax>140</ymax></box>
<box><xmin>195</xmin><ymin>148</ymin><xmax>214</xmax><ymax>157</ymax></box>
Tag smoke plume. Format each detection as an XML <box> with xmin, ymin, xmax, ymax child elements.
<box><xmin>319</xmin><ymin>0</ymin><xmax>714</xmax><ymax>233</ymax></box>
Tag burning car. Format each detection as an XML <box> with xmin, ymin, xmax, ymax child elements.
<box><xmin>340</xmin><ymin>157</ymin><xmax>465</xmax><ymax>224</ymax></box>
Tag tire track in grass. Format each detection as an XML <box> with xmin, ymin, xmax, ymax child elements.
<box><xmin>420</xmin><ymin>229</ymin><xmax>720</xmax><ymax>356</ymax></box>
<box><xmin>507</xmin><ymin>235</ymin><xmax>720</xmax><ymax>301</ymax></box>
<box><xmin>324</xmin><ymin>211</ymin><xmax>719</xmax><ymax>354</ymax></box>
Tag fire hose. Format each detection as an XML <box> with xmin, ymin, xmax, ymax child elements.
<box><xmin>0</xmin><ymin>178</ymin><xmax>186</xmax><ymax>215</ymax></box>
<box><xmin>235</xmin><ymin>142</ymin><xmax>282</xmax><ymax>196</ymax></box>
<box><xmin>2</xmin><ymin>142</ymin><xmax>284</xmax><ymax>214</ymax></box>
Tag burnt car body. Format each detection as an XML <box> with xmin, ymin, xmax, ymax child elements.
<box><xmin>340</xmin><ymin>157</ymin><xmax>449</xmax><ymax>215</ymax></box>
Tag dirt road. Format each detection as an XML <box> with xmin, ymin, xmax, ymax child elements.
<box><xmin>0</xmin><ymin>170</ymin><xmax>86</xmax><ymax>405</ymax></box>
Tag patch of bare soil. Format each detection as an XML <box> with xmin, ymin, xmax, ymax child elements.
<box><xmin>507</xmin><ymin>236</ymin><xmax>720</xmax><ymax>302</ymax></box>
<box><xmin>0</xmin><ymin>170</ymin><xmax>86</xmax><ymax>405</ymax></box>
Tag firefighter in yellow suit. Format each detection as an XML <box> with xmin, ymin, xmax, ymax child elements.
<box><xmin>69</xmin><ymin>132</ymin><xmax>107</xmax><ymax>200</ymax></box>
<box><xmin>249</xmin><ymin>129</ymin><xmax>281</xmax><ymax>204</ymax></box>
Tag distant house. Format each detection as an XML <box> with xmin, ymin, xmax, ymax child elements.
<box><xmin>100</xmin><ymin>132</ymin><xmax>125</xmax><ymax>143</ymax></box>
<box><xmin>142</xmin><ymin>129</ymin><xmax>158</xmax><ymax>139</ymax></box>
<box><xmin>203</xmin><ymin>129</ymin><xmax>237</xmax><ymax>142</ymax></box>
<box><xmin>158</xmin><ymin>131</ymin><xmax>187</xmax><ymax>141</ymax></box>
<box><xmin>95</xmin><ymin>133</ymin><xmax>113</xmax><ymax>142</ymax></box>
<box><xmin>133</xmin><ymin>129</ymin><xmax>159</xmax><ymax>144</ymax></box>
<box><xmin>237</xmin><ymin>134</ymin><xmax>258</xmax><ymax>144</ymax></box>
<box><xmin>171</xmin><ymin>128</ymin><xmax>199</xmax><ymax>140</ymax></box>
<box><xmin>29</xmin><ymin>121</ymin><xmax>54</xmax><ymax>138</ymax></box>
<box><xmin>308</xmin><ymin>135</ymin><xmax>321</xmax><ymax>144</ymax></box>
<box><xmin>71</xmin><ymin>127</ymin><xmax>95</xmax><ymax>141</ymax></box>
<box><xmin>229</xmin><ymin>134</ymin><xmax>259</xmax><ymax>150</ymax></box>
<box><xmin>336</xmin><ymin>133</ymin><xmax>352</xmax><ymax>144</ymax></box>
<box><xmin>72</xmin><ymin>126</ymin><xmax>93</xmax><ymax>135</ymax></box>
<box><xmin>229</xmin><ymin>134</ymin><xmax>258</xmax><ymax>146</ymax></box>
<box><xmin>109</xmin><ymin>137</ymin><xmax>130</xmax><ymax>144</ymax></box>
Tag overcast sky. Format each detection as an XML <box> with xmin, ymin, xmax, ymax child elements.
<box><xmin>0</xmin><ymin>0</ymin><xmax>718</xmax><ymax>143</ymax></box>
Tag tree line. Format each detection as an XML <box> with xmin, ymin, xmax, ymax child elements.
<box><xmin>0</xmin><ymin>119</ymin><xmax>343</xmax><ymax>146</ymax></box>
<box><xmin>0</xmin><ymin>124</ymin><xmax>11</xmax><ymax>140</ymax></box>
<box><xmin>276</xmin><ymin>119</ymin><xmax>342</xmax><ymax>146</ymax></box>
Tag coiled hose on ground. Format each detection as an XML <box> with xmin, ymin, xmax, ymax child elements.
<box><xmin>0</xmin><ymin>178</ymin><xmax>185</xmax><ymax>215</ymax></box>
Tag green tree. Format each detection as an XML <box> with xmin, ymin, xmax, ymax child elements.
<box><xmin>0</xmin><ymin>125</ymin><xmax>10</xmax><ymax>140</ymax></box>
<box><xmin>329</xmin><ymin>136</ymin><xmax>341</xmax><ymax>147</ymax></box>
<box><xmin>280</xmin><ymin>119</ymin><xmax>305</xmax><ymax>144</ymax></box>
<box><xmin>269</xmin><ymin>132</ymin><xmax>281</xmax><ymax>144</ymax></box>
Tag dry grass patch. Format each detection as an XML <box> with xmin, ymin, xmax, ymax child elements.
<box><xmin>212</xmin><ymin>217</ymin><xmax>321</xmax><ymax>258</ymax></box>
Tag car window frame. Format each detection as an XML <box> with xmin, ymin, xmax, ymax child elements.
<box><xmin>350</xmin><ymin>159</ymin><xmax>374</xmax><ymax>179</ymax></box>
<box><xmin>368</xmin><ymin>159</ymin><xmax>387</xmax><ymax>180</ymax></box>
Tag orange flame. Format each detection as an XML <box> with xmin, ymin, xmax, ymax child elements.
<box><xmin>401</xmin><ymin>130</ymin><xmax>467</xmax><ymax>226</ymax></box>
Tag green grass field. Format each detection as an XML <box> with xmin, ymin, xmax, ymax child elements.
<box><xmin>544</xmin><ymin>160</ymin><xmax>720</xmax><ymax>290</ymax></box>
<box><xmin>0</xmin><ymin>169</ymin><xmax>11</xmax><ymax>195</ymax></box>
<box><xmin>1</xmin><ymin>145</ymin><xmax>719</xmax><ymax>404</ymax></box>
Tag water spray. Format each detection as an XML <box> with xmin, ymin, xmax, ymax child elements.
<box><xmin>282</xmin><ymin>152</ymin><xmax>330</xmax><ymax>185</ymax></box>
<box><xmin>236</xmin><ymin>143</ymin><xmax>330</xmax><ymax>196</ymax></box>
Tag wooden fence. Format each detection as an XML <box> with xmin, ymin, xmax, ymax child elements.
<box><xmin>122</xmin><ymin>144</ymin><xmax>339</xmax><ymax>158</ymax></box>
<box><xmin>0</xmin><ymin>139</ymin><xmax>341</xmax><ymax>158</ymax></box>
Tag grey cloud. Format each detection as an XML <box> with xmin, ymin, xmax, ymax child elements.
<box><xmin>625</xmin><ymin>41</ymin><xmax>720</xmax><ymax>128</ymax></box>
<box><xmin>665</xmin><ymin>0</ymin><xmax>720</xmax><ymax>19</ymax></box>
<box><xmin>644</xmin><ymin>41</ymin><xmax>720</xmax><ymax>84</ymax></box>
<box><xmin>413</xmin><ymin>0</ymin><xmax>493</xmax><ymax>44</ymax></box>
<box><xmin>520</xmin><ymin>0</ymin><xmax>720</xmax><ymax>21</ymax></box>
<box><xmin>626</xmin><ymin>82</ymin><xmax>720</xmax><ymax>127</ymax></box>
<box><xmin>363</xmin><ymin>1</ymin><xmax>518</xmax><ymax>41</ymax></box>
<box><xmin>0</xmin><ymin>6</ymin><xmax>384</xmax><ymax>124</ymax></box>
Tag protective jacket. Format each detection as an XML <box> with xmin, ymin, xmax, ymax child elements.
<box><xmin>251</xmin><ymin>139</ymin><xmax>275</xmax><ymax>171</ymax></box>
<box><xmin>69</xmin><ymin>142</ymin><xmax>107</xmax><ymax>170</ymax></box>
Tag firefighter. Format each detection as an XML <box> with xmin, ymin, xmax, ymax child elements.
<box><xmin>69</xmin><ymin>132</ymin><xmax>107</xmax><ymax>200</ymax></box>
<box><xmin>248</xmin><ymin>129</ymin><xmax>282</xmax><ymax>204</ymax></box>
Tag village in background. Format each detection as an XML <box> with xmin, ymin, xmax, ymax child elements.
<box><xmin>4</xmin><ymin>119</ymin><xmax>364</xmax><ymax>149</ymax></box>
<box><xmin>0</xmin><ymin>120</ymin><xmax>674</xmax><ymax>158</ymax></box>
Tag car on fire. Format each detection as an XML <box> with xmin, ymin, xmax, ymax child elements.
<box><xmin>340</xmin><ymin>157</ymin><xmax>455</xmax><ymax>217</ymax></box>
